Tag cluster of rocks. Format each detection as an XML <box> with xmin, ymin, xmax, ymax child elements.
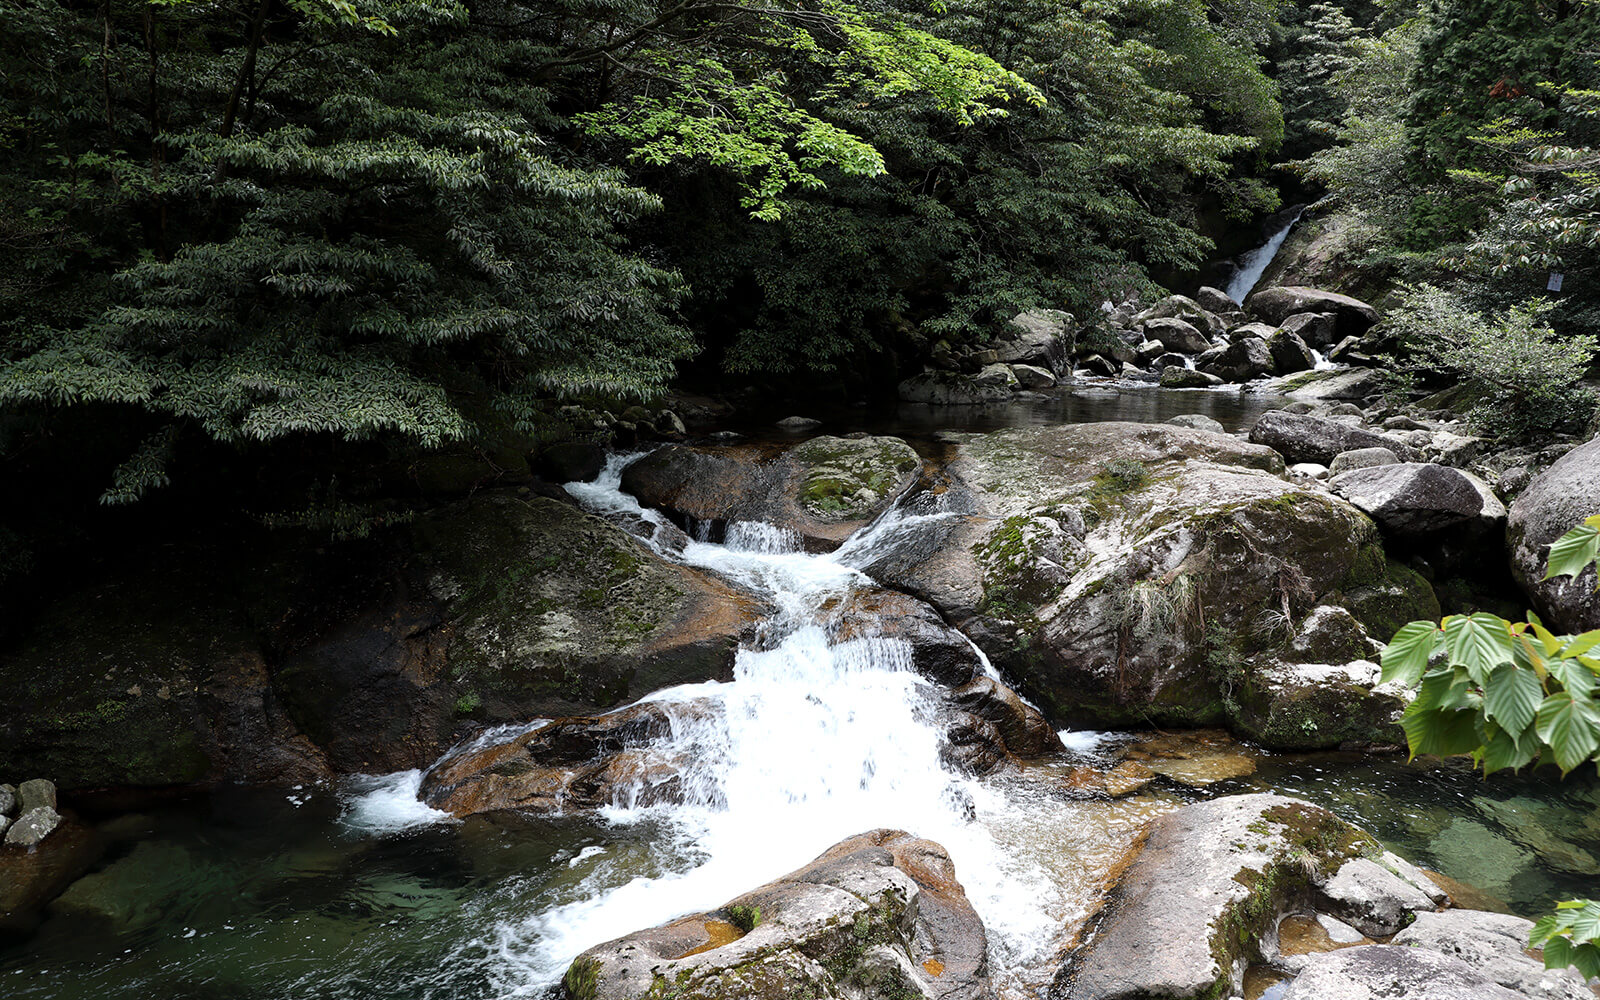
<box><xmin>560</xmin><ymin>794</ymin><xmax>1586</xmax><ymax>1000</ymax></box>
<box><xmin>896</xmin><ymin>286</ymin><xmax>1389</xmax><ymax>404</ymax></box>
<box><xmin>1</xmin><ymin>779</ymin><xmax>60</xmax><ymax>849</ymax></box>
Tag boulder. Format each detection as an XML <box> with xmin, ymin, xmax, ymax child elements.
<box><xmin>1143</xmin><ymin>317</ymin><xmax>1211</xmax><ymax>354</ymax></box>
<box><xmin>1160</xmin><ymin>366</ymin><xmax>1223</xmax><ymax>388</ymax></box>
<box><xmin>996</xmin><ymin>309</ymin><xmax>1074</xmax><ymax>372</ymax></box>
<box><xmin>1010</xmin><ymin>363</ymin><xmax>1056</xmax><ymax>389</ymax></box>
<box><xmin>1152</xmin><ymin>352</ymin><xmax>1191</xmax><ymax>371</ymax></box>
<box><xmin>776</xmin><ymin>415</ymin><xmax>822</xmax><ymax>431</ymax></box>
<box><xmin>1268</xmin><ymin>329</ymin><xmax>1318</xmax><ymax>374</ymax></box>
<box><xmin>1281</xmin><ymin>945</ymin><xmax>1534</xmax><ymax>1000</ymax></box>
<box><xmin>1280</xmin><ymin>311</ymin><xmax>1339</xmax><ymax>349</ymax></box>
<box><xmin>1330</xmin><ymin>463</ymin><xmax>1498</xmax><ymax>536</ymax></box>
<box><xmin>621</xmin><ymin>437</ymin><xmax>922</xmax><ymax>550</ymax></box>
<box><xmin>1057</xmin><ymin>794</ymin><xmax>1437</xmax><ymax>1000</ymax></box>
<box><xmin>1138</xmin><ymin>294</ymin><xmax>1227</xmax><ymax>335</ymax></box>
<box><xmin>1290</xmin><ymin>462</ymin><xmax>1330</xmax><ymax>479</ymax></box>
<box><xmin>1246</xmin><ymin>286</ymin><xmax>1380</xmax><ymax>340</ymax></box>
<box><xmin>563</xmin><ymin>830</ymin><xmax>989</xmax><ymax>1000</ymax></box>
<box><xmin>972</xmin><ymin>363</ymin><xmax>1018</xmax><ymax>389</ymax></box>
<box><xmin>1231</xmin><ymin>657</ymin><xmax>1407</xmax><ymax>750</ymax></box>
<box><xmin>1229</xmin><ymin>321</ymin><xmax>1279</xmax><ymax>343</ymax></box>
<box><xmin>1165</xmin><ymin>414</ymin><xmax>1224</xmax><ymax>434</ymax></box>
<box><xmin>4</xmin><ymin>807</ymin><xmax>61</xmax><ymax>848</ymax></box>
<box><xmin>1508</xmin><ymin>438</ymin><xmax>1600</xmax><ymax>633</ymax></box>
<box><xmin>1078</xmin><ymin>354</ymin><xmax>1120</xmax><ymax>378</ymax></box>
<box><xmin>1196</xmin><ymin>286</ymin><xmax>1239</xmax><ymax>313</ymax></box>
<box><xmin>1134</xmin><ymin>340</ymin><xmax>1166</xmax><ymax>365</ymax></box>
<box><xmin>1200</xmin><ymin>336</ymin><xmax>1275</xmax><ymax>382</ymax></box>
<box><xmin>420</xmin><ymin>701</ymin><xmax>698</xmax><ymax>816</ymax></box>
<box><xmin>1283</xmin><ymin>368</ymin><xmax>1383</xmax><ymax>401</ymax></box>
<box><xmin>1328</xmin><ymin>447</ymin><xmax>1399</xmax><ymax>476</ymax></box>
<box><xmin>1393</xmin><ymin>909</ymin><xmax>1593</xmax><ymax>1000</ymax></box>
<box><xmin>17</xmin><ymin>779</ymin><xmax>54</xmax><ymax>813</ymax></box>
<box><xmin>1249</xmin><ymin>411</ymin><xmax>1416</xmax><ymax>466</ymax></box>
<box><xmin>899</xmin><ymin>371</ymin><xmax>1011</xmax><ymax>405</ymax></box>
<box><xmin>0</xmin><ymin>784</ymin><xmax>14</xmax><ymax>817</ymax></box>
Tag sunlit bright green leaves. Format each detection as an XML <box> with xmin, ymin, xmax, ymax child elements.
<box><xmin>1381</xmin><ymin>620</ymin><xmax>1444</xmax><ymax>686</ymax></box>
<box><xmin>1533</xmin><ymin>900</ymin><xmax>1600</xmax><ymax>979</ymax></box>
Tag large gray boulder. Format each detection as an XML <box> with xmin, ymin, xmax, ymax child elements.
<box><xmin>17</xmin><ymin>779</ymin><xmax>54</xmax><ymax>813</ymax></box>
<box><xmin>1393</xmin><ymin>909</ymin><xmax>1593</xmax><ymax>1000</ymax></box>
<box><xmin>1196</xmin><ymin>286</ymin><xmax>1239</xmax><ymax>313</ymax></box>
<box><xmin>1249</xmin><ymin>411</ymin><xmax>1416</xmax><ymax>466</ymax></box>
<box><xmin>562</xmin><ymin>830</ymin><xmax>989</xmax><ymax>1000</ymax></box>
<box><xmin>1268</xmin><ymin>328</ymin><xmax>1318</xmax><ymax>374</ymax></box>
<box><xmin>865</xmin><ymin>423</ymin><xmax>1428</xmax><ymax>745</ymax></box>
<box><xmin>1143</xmin><ymin>317</ymin><xmax>1211</xmax><ymax>354</ymax></box>
<box><xmin>1508</xmin><ymin>438</ymin><xmax>1600</xmax><ymax>633</ymax></box>
<box><xmin>1159</xmin><ymin>366</ymin><xmax>1223</xmax><ymax>388</ymax></box>
<box><xmin>1281</xmin><ymin>946</ymin><xmax>1532</xmax><ymax>1000</ymax></box>
<box><xmin>1280</xmin><ymin>311</ymin><xmax>1338</xmax><ymax>349</ymax></box>
<box><xmin>1246</xmin><ymin>286</ymin><xmax>1379</xmax><ymax>340</ymax></box>
<box><xmin>995</xmin><ymin>309</ymin><xmax>1074</xmax><ymax>373</ymax></box>
<box><xmin>1138</xmin><ymin>294</ymin><xmax>1227</xmax><ymax>336</ymax></box>
<box><xmin>1329</xmin><ymin>447</ymin><xmax>1399</xmax><ymax>476</ymax></box>
<box><xmin>0</xmin><ymin>784</ymin><xmax>16</xmax><ymax>818</ymax></box>
<box><xmin>1057</xmin><ymin>794</ymin><xmax>1442</xmax><ymax>1000</ymax></box>
<box><xmin>1330</xmin><ymin>463</ymin><xmax>1503</xmax><ymax>536</ymax></box>
<box><xmin>1200</xmin><ymin>336</ymin><xmax>1275</xmax><ymax>382</ymax></box>
<box><xmin>899</xmin><ymin>371</ymin><xmax>1012</xmax><ymax>405</ymax></box>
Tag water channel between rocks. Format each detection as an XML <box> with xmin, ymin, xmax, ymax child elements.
<box><xmin>4</xmin><ymin>390</ymin><xmax>1599</xmax><ymax>1000</ymax></box>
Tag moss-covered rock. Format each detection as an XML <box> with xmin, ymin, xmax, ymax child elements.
<box><xmin>622</xmin><ymin>436</ymin><xmax>921</xmax><ymax>549</ymax></box>
<box><xmin>565</xmin><ymin>830</ymin><xmax>988</xmax><ymax>1000</ymax></box>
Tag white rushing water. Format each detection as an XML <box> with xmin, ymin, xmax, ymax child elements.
<box><xmin>1225</xmin><ymin>207</ymin><xmax>1306</xmax><ymax>303</ymax></box>
<box><xmin>413</xmin><ymin>452</ymin><xmax>1071</xmax><ymax>995</ymax></box>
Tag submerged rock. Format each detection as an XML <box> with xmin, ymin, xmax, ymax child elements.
<box><xmin>1056</xmin><ymin>794</ymin><xmax>1443</xmax><ymax>1000</ymax></box>
<box><xmin>562</xmin><ymin>830</ymin><xmax>988</xmax><ymax>1000</ymax></box>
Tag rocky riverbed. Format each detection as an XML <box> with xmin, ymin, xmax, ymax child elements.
<box><xmin>4</xmin><ymin>291</ymin><xmax>1600</xmax><ymax>999</ymax></box>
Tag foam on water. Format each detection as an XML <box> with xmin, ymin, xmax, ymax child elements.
<box><xmin>339</xmin><ymin>771</ymin><xmax>456</xmax><ymax>835</ymax></box>
<box><xmin>404</xmin><ymin>452</ymin><xmax>1070</xmax><ymax>993</ymax></box>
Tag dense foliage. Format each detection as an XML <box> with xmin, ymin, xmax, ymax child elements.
<box><xmin>0</xmin><ymin>0</ymin><xmax>1292</xmax><ymax>522</ymax></box>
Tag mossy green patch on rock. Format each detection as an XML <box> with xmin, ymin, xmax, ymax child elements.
<box><xmin>790</xmin><ymin>436</ymin><xmax>920</xmax><ymax>522</ymax></box>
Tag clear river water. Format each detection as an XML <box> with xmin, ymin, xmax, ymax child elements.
<box><xmin>4</xmin><ymin>385</ymin><xmax>1597</xmax><ymax>1000</ymax></box>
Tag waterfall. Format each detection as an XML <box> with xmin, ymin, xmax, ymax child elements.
<box><xmin>1225</xmin><ymin>206</ymin><xmax>1306</xmax><ymax>303</ymax></box>
<box><xmin>411</xmin><ymin>453</ymin><xmax>1076</xmax><ymax>995</ymax></box>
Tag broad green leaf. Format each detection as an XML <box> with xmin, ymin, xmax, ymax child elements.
<box><xmin>1484</xmin><ymin>662</ymin><xmax>1543</xmax><ymax>733</ymax></box>
<box><xmin>1572</xmin><ymin>942</ymin><xmax>1600</xmax><ymax>981</ymax></box>
<box><xmin>1381</xmin><ymin>621</ymin><xmax>1443</xmax><ymax>687</ymax></box>
<box><xmin>1401</xmin><ymin>707</ymin><xmax>1480</xmax><ymax>759</ymax></box>
<box><xmin>1545</xmin><ymin>522</ymin><xmax>1600</xmax><ymax>582</ymax></box>
<box><xmin>1564</xmin><ymin>630</ymin><xmax>1600</xmax><ymax>658</ymax></box>
<box><xmin>1443</xmin><ymin>613</ymin><xmax>1516</xmax><ymax>682</ymax></box>
<box><xmin>1565</xmin><ymin>900</ymin><xmax>1600</xmax><ymax>944</ymax></box>
<box><xmin>1480</xmin><ymin>725</ymin><xmax>1539</xmax><ymax>775</ymax></box>
<box><xmin>1535</xmin><ymin>692</ymin><xmax>1600</xmax><ymax>773</ymax></box>
<box><xmin>1549</xmin><ymin>657</ymin><xmax>1597</xmax><ymax>698</ymax></box>
<box><xmin>1544</xmin><ymin>933</ymin><xmax>1575</xmax><ymax>970</ymax></box>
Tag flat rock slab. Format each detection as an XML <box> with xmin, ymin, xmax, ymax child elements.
<box><xmin>1057</xmin><ymin>793</ymin><xmax>1427</xmax><ymax>1000</ymax></box>
<box><xmin>1280</xmin><ymin>944</ymin><xmax>1531</xmax><ymax>999</ymax></box>
<box><xmin>1393</xmin><ymin>909</ymin><xmax>1593</xmax><ymax>1000</ymax></box>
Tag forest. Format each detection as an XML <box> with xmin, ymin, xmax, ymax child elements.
<box><xmin>1</xmin><ymin>0</ymin><xmax>1595</xmax><ymax>599</ymax></box>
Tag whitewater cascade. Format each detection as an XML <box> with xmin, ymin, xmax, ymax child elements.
<box><xmin>344</xmin><ymin>452</ymin><xmax>1106</xmax><ymax>997</ymax></box>
<box><xmin>1225</xmin><ymin>207</ymin><xmax>1306</xmax><ymax>303</ymax></box>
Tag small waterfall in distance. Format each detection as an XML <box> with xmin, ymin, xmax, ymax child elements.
<box><xmin>1225</xmin><ymin>205</ymin><xmax>1306</xmax><ymax>303</ymax></box>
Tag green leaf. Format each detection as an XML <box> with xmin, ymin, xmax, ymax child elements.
<box><xmin>1544</xmin><ymin>933</ymin><xmax>1575</xmax><ymax>970</ymax></box>
<box><xmin>1480</xmin><ymin>724</ymin><xmax>1539</xmax><ymax>775</ymax></box>
<box><xmin>1573</xmin><ymin>942</ymin><xmax>1600</xmax><ymax>981</ymax></box>
<box><xmin>1443</xmin><ymin>613</ymin><xmax>1516</xmax><ymax>682</ymax></box>
<box><xmin>1535</xmin><ymin>692</ymin><xmax>1600</xmax><ymax>773</ymax></box>
<box><xmin>1401</xmin><ymin>707</ymin><xmax>1481</xmax><ymax>759</ymax></box>
<box><xmin>1381</xmin><ymin>621</ymin><xmax>1443</xmax><ymax>687</ymax></box>
<box><xmin>1549</xmin><ymin>657</ymin><xmax>1597</xmax><ymax>699</ymax></box>
<box><xmin>1564</xmin><ymin>630</ymin><xmax>1600</xmax><ymax>658</ymax></box>
<box><xmin>1483</xmin><ymin>662</ymin><xmax>1543</xmax><ymax>734</ymax></box>
<box><xmin>1545</xmin><ymin>522</ymin><xmax>1600</xmax><ymax>582</ymax></box>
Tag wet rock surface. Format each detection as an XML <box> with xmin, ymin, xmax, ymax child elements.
<box><xmin>1056</xmin><ymin>793</ymin><xmax>1443</xmax><ymax>1000</ymax></box>
<box><xmin>1249</xmin><ymin>411</ymin><xmax>1417</xmax><ymax>467</ymax></box>
<box><xmin>622</xmin><ymin>436</ymin><xmax>922</xmax><ymax>550</ymax></box>
<box><xmin>1279</xmin><ymin>945</ymin><xmax>1532</xmax><ymax>1000</ymax></box>
<box><xmin>563</xmin><ymin>829</ymin><xmax>990</xmax><ymax>1000</ymax></box>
